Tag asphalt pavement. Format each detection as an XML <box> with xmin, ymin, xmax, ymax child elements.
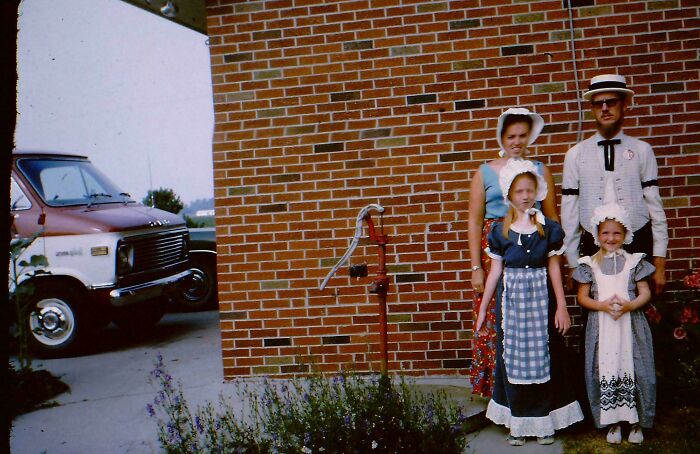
<box><xmin>11</xmin><ymin>310</ymin><xmax>564</xmax><ymax>453</ymax></box>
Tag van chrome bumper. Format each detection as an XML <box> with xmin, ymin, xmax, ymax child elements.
<box><xmin>109</xmin><ymin>269</ymin><xmax>193</xmax><ymax>307</ymax></box>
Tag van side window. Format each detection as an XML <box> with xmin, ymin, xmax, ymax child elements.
<box><xmin>10</xmin><ymin>178</ymin><xmax>32</xmax><ymax>211</ymax></box>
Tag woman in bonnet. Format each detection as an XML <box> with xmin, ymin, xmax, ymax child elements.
<box><xmin>467</xmin><ymin>107</ymin><xmax>559</xmax><ymax>397</ymax></box>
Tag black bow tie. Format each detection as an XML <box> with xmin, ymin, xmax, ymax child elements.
<box><xmin>598</xmin><ymin>139</ymin><xmax>621</xmax><ymax>171</ymax></box>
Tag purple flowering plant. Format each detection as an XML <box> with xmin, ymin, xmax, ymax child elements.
<box><xmin>147</xmin><ymin>353</ymin><xmax>267</xmax><ymax>453</ymax></box>
<box><xmin>148</xmin><ymin>355</ymin><xmax>468</xmax><ymax>453</ymax></box>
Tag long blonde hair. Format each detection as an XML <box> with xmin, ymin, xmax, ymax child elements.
<box><xmin>501</xmin><ymin>173</ymin><xmax>545</xmax><ymax>239</ymax></box>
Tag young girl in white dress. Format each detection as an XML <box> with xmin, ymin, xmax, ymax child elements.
<box><xmin>573</xmin><ymin>203</ymin><xmax>656</xmax><ymax>445</ymax></box>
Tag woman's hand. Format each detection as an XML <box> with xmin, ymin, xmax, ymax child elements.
<box><xmin>554</xmin><ymin>306</ymin><xmax>571</xmax><ymax>335</ymax></box>
<box><xmin>475</xmin><ymin>311</ymin><xmax>488</xmax><ymax>335</ymax></box>
<box><xmin>472</xmin><ymin>268</ymin><xmax>485</xmax><ymax>293</ymax></box>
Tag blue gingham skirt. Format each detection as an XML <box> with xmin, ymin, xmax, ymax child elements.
<box><xmin>502</xmin><ymin>267</ymin><xmax>551</xmax><ymax>384</ymax></box>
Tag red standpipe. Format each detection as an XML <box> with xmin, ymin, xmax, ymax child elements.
<box><xmin>364</xmin><ymin>212</ymin><xmax>390</xmax><ymax>374</ymax></box>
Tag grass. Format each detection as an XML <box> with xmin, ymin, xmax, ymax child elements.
<box><xmin>561</xmin><ymin>403</ymin><xmax>700</xmax><ymax>453</ymax></box>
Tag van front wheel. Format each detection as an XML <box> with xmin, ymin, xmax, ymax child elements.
<box><xmin>27</xmin><ymin>284</ymin><xmax>85</xmax><ymax>357</ymax></box>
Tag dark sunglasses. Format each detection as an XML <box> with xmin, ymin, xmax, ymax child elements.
<box><xmin>591</xmin><ymin>97</ymin><xmax>621</xmax><ymax>109</ymax></box>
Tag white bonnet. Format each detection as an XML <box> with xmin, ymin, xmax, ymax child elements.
<box><xmin>498</xmin><ymin>158</ymin><xmax>547</xmax><ymax>203</ymax></box>
<box><xmin>496</xmin><ymin>107</ymin><xmax>545</xmax><ymax>157</ymax></box>
<box><xmin>589</xmin><ymin>203</ymin><xmax>634</xmax><ymax>246</ymax></box>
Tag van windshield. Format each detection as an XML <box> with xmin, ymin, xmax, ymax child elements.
<box><xmin>17</xmin><ymin>157</ymin><xmax>133</xmax><ymax>207</ymax></box>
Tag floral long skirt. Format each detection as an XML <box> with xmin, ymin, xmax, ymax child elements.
<box><xmin>468</xmin><ymin>218</ymin><xmax>500</xmax><ymax>397</ymax></box>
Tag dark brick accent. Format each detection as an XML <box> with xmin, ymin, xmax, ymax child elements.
<box><xmin>391</xmin><ymin>46</ymin><xmax>420</xmax><ymax>56</ymax></box>
<box><xmin>360</xmin><ymin>128</ymin><xmax>392</xmax><ymax>139</ymax></box>
<box><xmin>254</xmin><ymin>70</ymin><xmax>282</xmax><ymax>80</ymax></box>
<box><xmin>443</xmin><ymin>359</ymin><xmax>470</xmax><ymax>369</ymax></box>
<box><xmin>220</xmin><ymin>311</ymin><xmax>247</xmax><ymax>320</ymax></box>
<box><xmin>449</xmin><ymin>19</ymin><xmax>480</xmax><ymax>30</ymax></box>
<box><xmin>343</xmin><ymin>40</ymin><xmax>373</xmax><ymax>51</ymax></box>
<box><xmin>563</xmin><ymin>0</ymin><xmax>594</xmax><ymax>7</ymax></box>
<box><xmin>259</xmin><ymin>203</ymin><xmax>288</xmax><ymax>213</ymax></box>
<box><xmin>501</xmin><ymin>45</ymin><xmax>534</xmax><ymax>56</ymax></box>
<box><xmin>407</xmin><ymin>94</ymin><xmax>437</xmax><ymax>105</ymax></box>
<box><xmin>264</xmin><ymin>337</ymin><xmax>292</xmax><ymax>347</ymax></box>
<box><xmin>541</xmin><ymin>123</ymin><xmax>569</xmax><ymax>134</ymax></box>
<box><xmin>651</xmin><ymin>82</ymin><xmax>684</xmax><ymax>93</ymax></box>
<box><xmin>282</xmin><ymin>364</ymin><xmax>310</xmax><ymax>373</ymax></box>
<box><xmin>346</xmin><ymin>160</ymin><xmax>375</xmax><ymax>169</ymax></box>
<box><xmin>395</xmin><ymin>273</ymin><xmax>426</xmax><ymax>283</ymax></box>
<box><xmin>228</xmin><ymin>186</ymin><xmax>255</xmax><ymax>196</ymax></box>
<box><xmin>431</xmin><ymin>321</ymin><xmax>462</xmax><ymax>331</ymax></box>
<box><xmin>398</xmin><ymin>322</ymin><xmax>430</xmax><ymax>332</ymax></box>
<box><xmin>418</xmin><ymin>2</ymin><xmax>447</xmax><ymax>12</ymax></box>
<box><xmin>455</xmin><ymin>99</ymin><xmax>485</xmax><ymax>110</ymax></box>
<box><xmin>223</xmin><ymin>52</ymin><xmax>253</xmax><ymax>63</ymax></box>
<box><xmin>314</xmin><ymin>142</ymin><xmax>344</xmax><ymax>153</ymax></box>
<box><xmin>285</xmin><ymin>125</ymin><xmax>316</xmax><ymax>135</ymax></box>
<box><xmin>253</xmin><ymin>30</ymin><xmax>282</xmax><ymax>41</ymax></box>
<box><xmin>235</xmin><ymin>2</ymin><xmax>263</xmax><ymax>12</ymax></box>
<box><xmin>331</xmin><ymin>91</ymin><xmax>361</xmax><ymax>102</ymax></box>
<box><xmin>271</xmin><ymin>173</ymin><xmax>301</xmax><ymax>183</ymax></box>
<box><xmin>439</xmin><ymin>152</ymin><xmax>471</xmax><ymax>163</ymax></box>
<box><xmin>322</xmin><ymin>335</ymin><xmax>351</xmax><ymax>345</ymax></box>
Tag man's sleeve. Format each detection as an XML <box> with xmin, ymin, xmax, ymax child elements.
<box><xmin>639</xmin><ymin>142</ymin><xmax>668</xmax><ymax>258</ymax></box>
<box><xmin>561</xmin><ymin>146</ymin><xmax>581</xmax><ymax>268</ymax></box>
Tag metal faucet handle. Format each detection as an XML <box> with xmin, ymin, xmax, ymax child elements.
<box><xmin>319</xmin><ymin>203</ymin><xmax>385</xmax><ymax>291</ymax></box>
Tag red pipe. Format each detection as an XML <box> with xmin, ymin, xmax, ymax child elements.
<box><xmin>365</xmin><ymin>213</ymin><xmax>390</xmax><ymax>374</ymax></box>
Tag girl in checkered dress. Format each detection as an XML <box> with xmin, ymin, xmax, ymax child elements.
<box><xmin>476</xmin><ymin>159</ymin><xmax>584</xmax><ymax>446</ymax></box>
<box><xmin>573</xmin><ymin>203</ymin><xmax>656</xmax><ymax>445</ymax></box>
<box><xmin>467</xmin><ymin>108</ymin><xmax>559</xmax><ymax>398</ymax></box>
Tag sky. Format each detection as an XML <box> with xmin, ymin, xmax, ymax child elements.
<box><xmin>15</xmin><ymin>0</ymin><xmax>215</xmax><ymax>205</ymax></box>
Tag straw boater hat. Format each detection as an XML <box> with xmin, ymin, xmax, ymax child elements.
<box><xmin>582</xmin><ymin>74</ymin><xmax>635</xmax><ymax>102</ymax></box>
<box><xmin>588</xmin><ymin>203</ymin><xmax>634</xmax><ymax>246</ymax></box>
<box><xmin>498</xmin><ymin>158</ymin><xmax>548</xmax><ymax>203</ymax></box>
<box><xmin>496</xmin><ymin>107</ymin><xmax>544</xmax><ymax>158</ymax></box>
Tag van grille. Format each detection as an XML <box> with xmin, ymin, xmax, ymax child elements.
<box><xmin>120</xmin><ymin>229</ymin><xmax>189</xmax><ymax>275</ymax></box>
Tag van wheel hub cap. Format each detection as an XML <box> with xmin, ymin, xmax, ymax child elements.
<box><xmin>37</xmin><ymin>307</ymin><xmax>66</xmax><ymax>333</ymax></box>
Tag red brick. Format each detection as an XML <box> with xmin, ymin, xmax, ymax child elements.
<box><xmin>209</xmin><ymin>0</ymin><xmax>699</xmax><ymax>379</ymax></box>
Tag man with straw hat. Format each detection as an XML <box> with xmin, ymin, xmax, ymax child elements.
<box><xmin>561</xmin><ymin>74</ymin><xmax>668</xmax><ymax>294</ymax></box>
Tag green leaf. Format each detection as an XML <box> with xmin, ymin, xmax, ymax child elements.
<box><xmin>29</xmin><ymin>255</ymin><xmax>49</xmax><ymax>267</ymax></box>
<box><xmin>11</xmin><ymin>238</ymin><xmax>34</xmax><ymax>255</ymax></box>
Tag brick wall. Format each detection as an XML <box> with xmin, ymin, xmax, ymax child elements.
<box><xmin>205</xmin><ymin>0</ymin><xmax>700</xmax><ymax>379</ymax></box>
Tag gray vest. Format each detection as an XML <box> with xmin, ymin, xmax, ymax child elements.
<box><xmin>577</xmin><ymin>135</ymin><xmax>650</xmax><ymax>235</ymax></box>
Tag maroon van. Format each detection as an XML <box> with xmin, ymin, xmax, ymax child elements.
<box><xmin>10</xmin><ymin>150</ymin><xmax>192</xmax><ymax>356</ymax></box>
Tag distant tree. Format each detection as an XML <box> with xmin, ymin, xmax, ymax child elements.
<box><xmin>142</xmin><ymin>188</ymin><xmax>184</xmax><ymax>214</ymax></box>
<box><xmin>184</xmin><ymin>215</ymin><xmax>205</xmax><ymax>228</ymax></box>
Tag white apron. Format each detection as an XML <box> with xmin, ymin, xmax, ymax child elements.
<box><xmin>586</xmin><ymin>251</ymin><xmax>643</xmax><ymax>425</ymax></box>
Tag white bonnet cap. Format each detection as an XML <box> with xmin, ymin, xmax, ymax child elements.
<box><xmin>496</xmin><ymin>107</ymin><xmax>545</xmax><ymax>158</ymax></box>
<box><xmin>498</xmin><ymin>158</ymin><xmax>547</xmax><ymax>203</ymax></box>
<box><xmin>589</xmin><ymin>203</ymin><xmax>634</xmax><ymax>246</ymax></box>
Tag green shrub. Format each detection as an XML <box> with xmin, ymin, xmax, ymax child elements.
<box><xmin>148</xmin><ymin>355</ymin><xmax>468</xmax><ymax>453</ymax></box>
<box><xmin>645</xmin><ymin>269</ymin><xmax>700</xmax><ymax>405</ymax></box>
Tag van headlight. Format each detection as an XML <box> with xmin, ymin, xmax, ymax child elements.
<box><xmin>116</xmin><ymin>244</ymin><xmax>134</xmax><ymax>274</ymax></box>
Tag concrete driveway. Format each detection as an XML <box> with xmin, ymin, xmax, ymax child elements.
<box><xmin>11</xmin><ymin>310</ymin><xmax>226</xmax><ymax>454</ymax></box>
<box><xmin>11</xmin><ymin>310</ymin><xmax>563</xmax><ymax>454</ymax></box>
